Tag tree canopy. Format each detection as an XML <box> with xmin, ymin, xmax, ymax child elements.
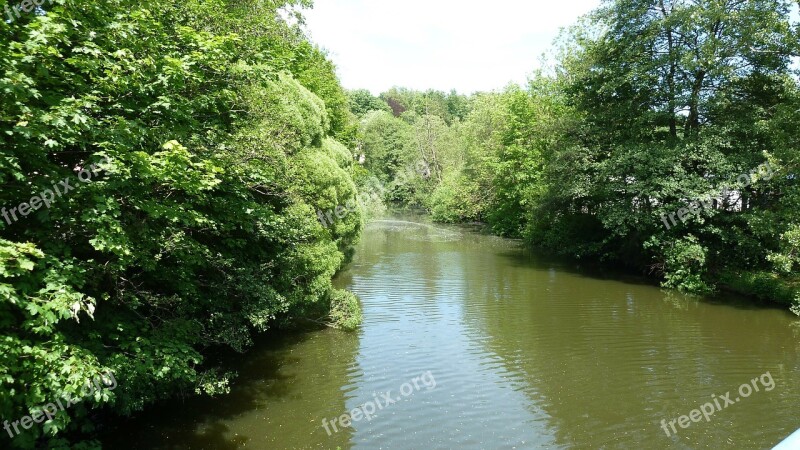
<box><xmin>1</xmin><ymin>0</ymin><xmax>361</xmax><ymax>447</ymax></box>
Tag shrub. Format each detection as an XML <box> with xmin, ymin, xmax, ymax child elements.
<box><xmin>659</xmin><ymin>236</ymin><xmax>715</xmax><ymax>295</ymax></box>
<box><xmin>328</xmin><ymin>289</ymin><xmax>362</xmax><ymax>331</ymax></box>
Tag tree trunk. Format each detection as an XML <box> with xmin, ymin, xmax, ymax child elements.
<box><xmin>685</xmin><ymin>70</ymin><xmax>706</xmax><ymax>136</ymax></box>
<box><xmin>659</xmin><ymin>0</ymin><xmax>678</xmax><ymax>140</ymax></box>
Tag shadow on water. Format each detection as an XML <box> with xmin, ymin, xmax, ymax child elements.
<box><xmin>101</xmin><ymin>215</ymin><xmax>800</xmax><ymax>450</ymax></box>
<box><xmin>498</xmin><ymin>243</ymin><xmax>793</xmax><ymax>314</ymax></box>
<box><xmin>102</xmin><ymin>328</ymin><xmax>361</xmax><ymax>450</ymax></box>
<box><xmin>357</xmin><ymin>216</ymin><xmax>800</xmax><ymax>448</ymax></box>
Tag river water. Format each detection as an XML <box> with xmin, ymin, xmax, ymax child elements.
<box><xmin>104</xmin><ymin>218</ymin><xmax>800</xmax><ymax>449</ymax></box>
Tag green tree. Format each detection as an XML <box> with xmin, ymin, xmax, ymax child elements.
<box><xmin>348</xmin><ymin>89</ymin><xmax>390</xmax><ymax>116</ymax></box>
<box><xmin>0</xmin><ymin>1</ymin><xmax>362</xmax><ymax>447</ymax></box>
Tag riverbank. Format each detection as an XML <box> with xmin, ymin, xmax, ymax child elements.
<box><xmin>99</xmin><ymin>217</ymin><xmax>800</xmax><ymax>449</ymax></box>
<box><xmin>718</xmin><ymin>271</ymin><xmax>800</xmax><ymax>307</ymax></box>
<box><xmin>416</xmin><ymin>212</ymin><xmax>800</xmax><ymax>311</ymax></box>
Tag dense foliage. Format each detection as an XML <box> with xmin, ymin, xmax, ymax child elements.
<box><xmin>350</xmin><ymin>1</ymin><xmax>800</xmax><ymax>307</ymax></box>
<box><xmin>0</xmin><ymin>0</ymin><xmax>362</xmax><ymax>447</ymax></box>
<box><xmin>2</xmin><ymin>0</ymin><xmax>799</xmax><ymax>447</ymax></box>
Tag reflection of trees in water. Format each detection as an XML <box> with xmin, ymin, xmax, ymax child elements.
<box><xmin>660</xmin><ymin>289</ymin><xmax>701</xmax><ymax>311</ymax></box>
<box><xmin>101</xmin><ymin>328</ymin><xmax>361</xmax><ymax>450</ymax></box>
<box><xmin>459</xmin><ymin>249</ymin><xmax>800</xmax><ymax>449</ymax></box>
<box><xmin>369</xmin><ymin>219</ymin><xmax>463</xmax><ymax>242</ymax></box>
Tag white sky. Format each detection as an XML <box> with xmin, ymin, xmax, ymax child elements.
<box><xmin>302</xmin><ymin>0</ymin><xmax>602</xmax><ymax>94</ymax></box>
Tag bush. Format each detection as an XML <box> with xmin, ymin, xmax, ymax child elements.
<box><xmin>658</xmin><ymin>236</ymin><xmax>715</xmax><ymax>295</ymax></box>
<box><xmin>0</xmin><ymin>1</ymin><xmax>363</xmax><ymax>447</ymax></box>
<box><xmin>718</xmin><ymin>271</ymin><xmax>799</xmax><ymax>305</ymax></box>
<box><xmin>328</xmin><ymin>289</ymin><xmax>362</xmax><ymax>331</ymax></box>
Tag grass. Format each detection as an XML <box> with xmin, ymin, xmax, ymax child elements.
<box><xmin>718</xmin><ymin>270</ymin><xmax>800</xmax><ymax>308</ymax></box>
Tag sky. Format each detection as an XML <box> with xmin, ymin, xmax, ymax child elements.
<box><xmin>302</xmin><ymin>0</ymin><xmax>601</xmax><ymax>95</ymax></box>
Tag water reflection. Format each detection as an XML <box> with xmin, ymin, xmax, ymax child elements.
<box><xmin>104</xmin><ymin>218</ymin><xmax>800</xmax><ymax>450</ymax></box>
<box><xmin>103</xmin><ymin>329</ymin><xmax>359</xmax><ymax>449</ymax></box>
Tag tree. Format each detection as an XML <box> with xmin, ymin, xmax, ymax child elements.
<box><xmin>348</xmin><ymin>89</ymin><xmax>390</xmax><ymax>116</ymax></box>
<box><xmin>0</xmin><ymin>1</ymin><xmax>362</xmax><ymax>447</ymax></box>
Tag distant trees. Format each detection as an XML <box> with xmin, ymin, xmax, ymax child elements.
<box><xmin>357</xmin><ymin>0</ymin><xmax>800</xmax><ymax>306</ymax></box>
<box><xmin>348</xmin><ymin>89</ymin><xmax>391</xmax><ymax>116</ymax></box>
<box><xmin>346</xmin><ymin>88</ymin><xmax>470</xmax><ymax>208</ymax></box>
<box><xmin>380</xmin><ymin>88</ymin><xmax>472</xmax><ymax>124</ymax></box>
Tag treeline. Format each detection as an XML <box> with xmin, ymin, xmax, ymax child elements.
<box><xmin>350</xmin><ymin>0</ymin><xmax>800</xmax><ymax>306</ymax></box>
<box><xmin>0</xmin><ymin>0</ymin><xmax>364</xmax><ymax>447</ymax></box>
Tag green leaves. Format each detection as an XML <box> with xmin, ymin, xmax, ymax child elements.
<box><xmin>414</xmin><ymin>0</ymin><xmax>799</xmax><ymax>303</ymax></box>
<box><xmin>1</xmin><ymin>0</ymin><xmax>364</xmax><ymax>447</ymax></box>
<box><xmin>769</xmin><ymin>225</ymin><xmax>800</xmax><ymax>274</ymax></box>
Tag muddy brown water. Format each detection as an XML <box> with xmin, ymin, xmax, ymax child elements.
<box><xmin>103</xmin><ymin>218</ymin><xmax>800</xmax><ymax>449</ymax></box>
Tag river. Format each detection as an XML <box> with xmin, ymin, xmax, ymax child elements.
<box><xmin>103</xmin><ymin>218</ymin><xmax>800</xmax><ymax>449</ymax></box>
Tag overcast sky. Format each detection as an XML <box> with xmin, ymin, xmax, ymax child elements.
<box><xmin>303</xmin><ymin>1</ymin><xmax>601</xmax><ymax>95</ymax></box>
